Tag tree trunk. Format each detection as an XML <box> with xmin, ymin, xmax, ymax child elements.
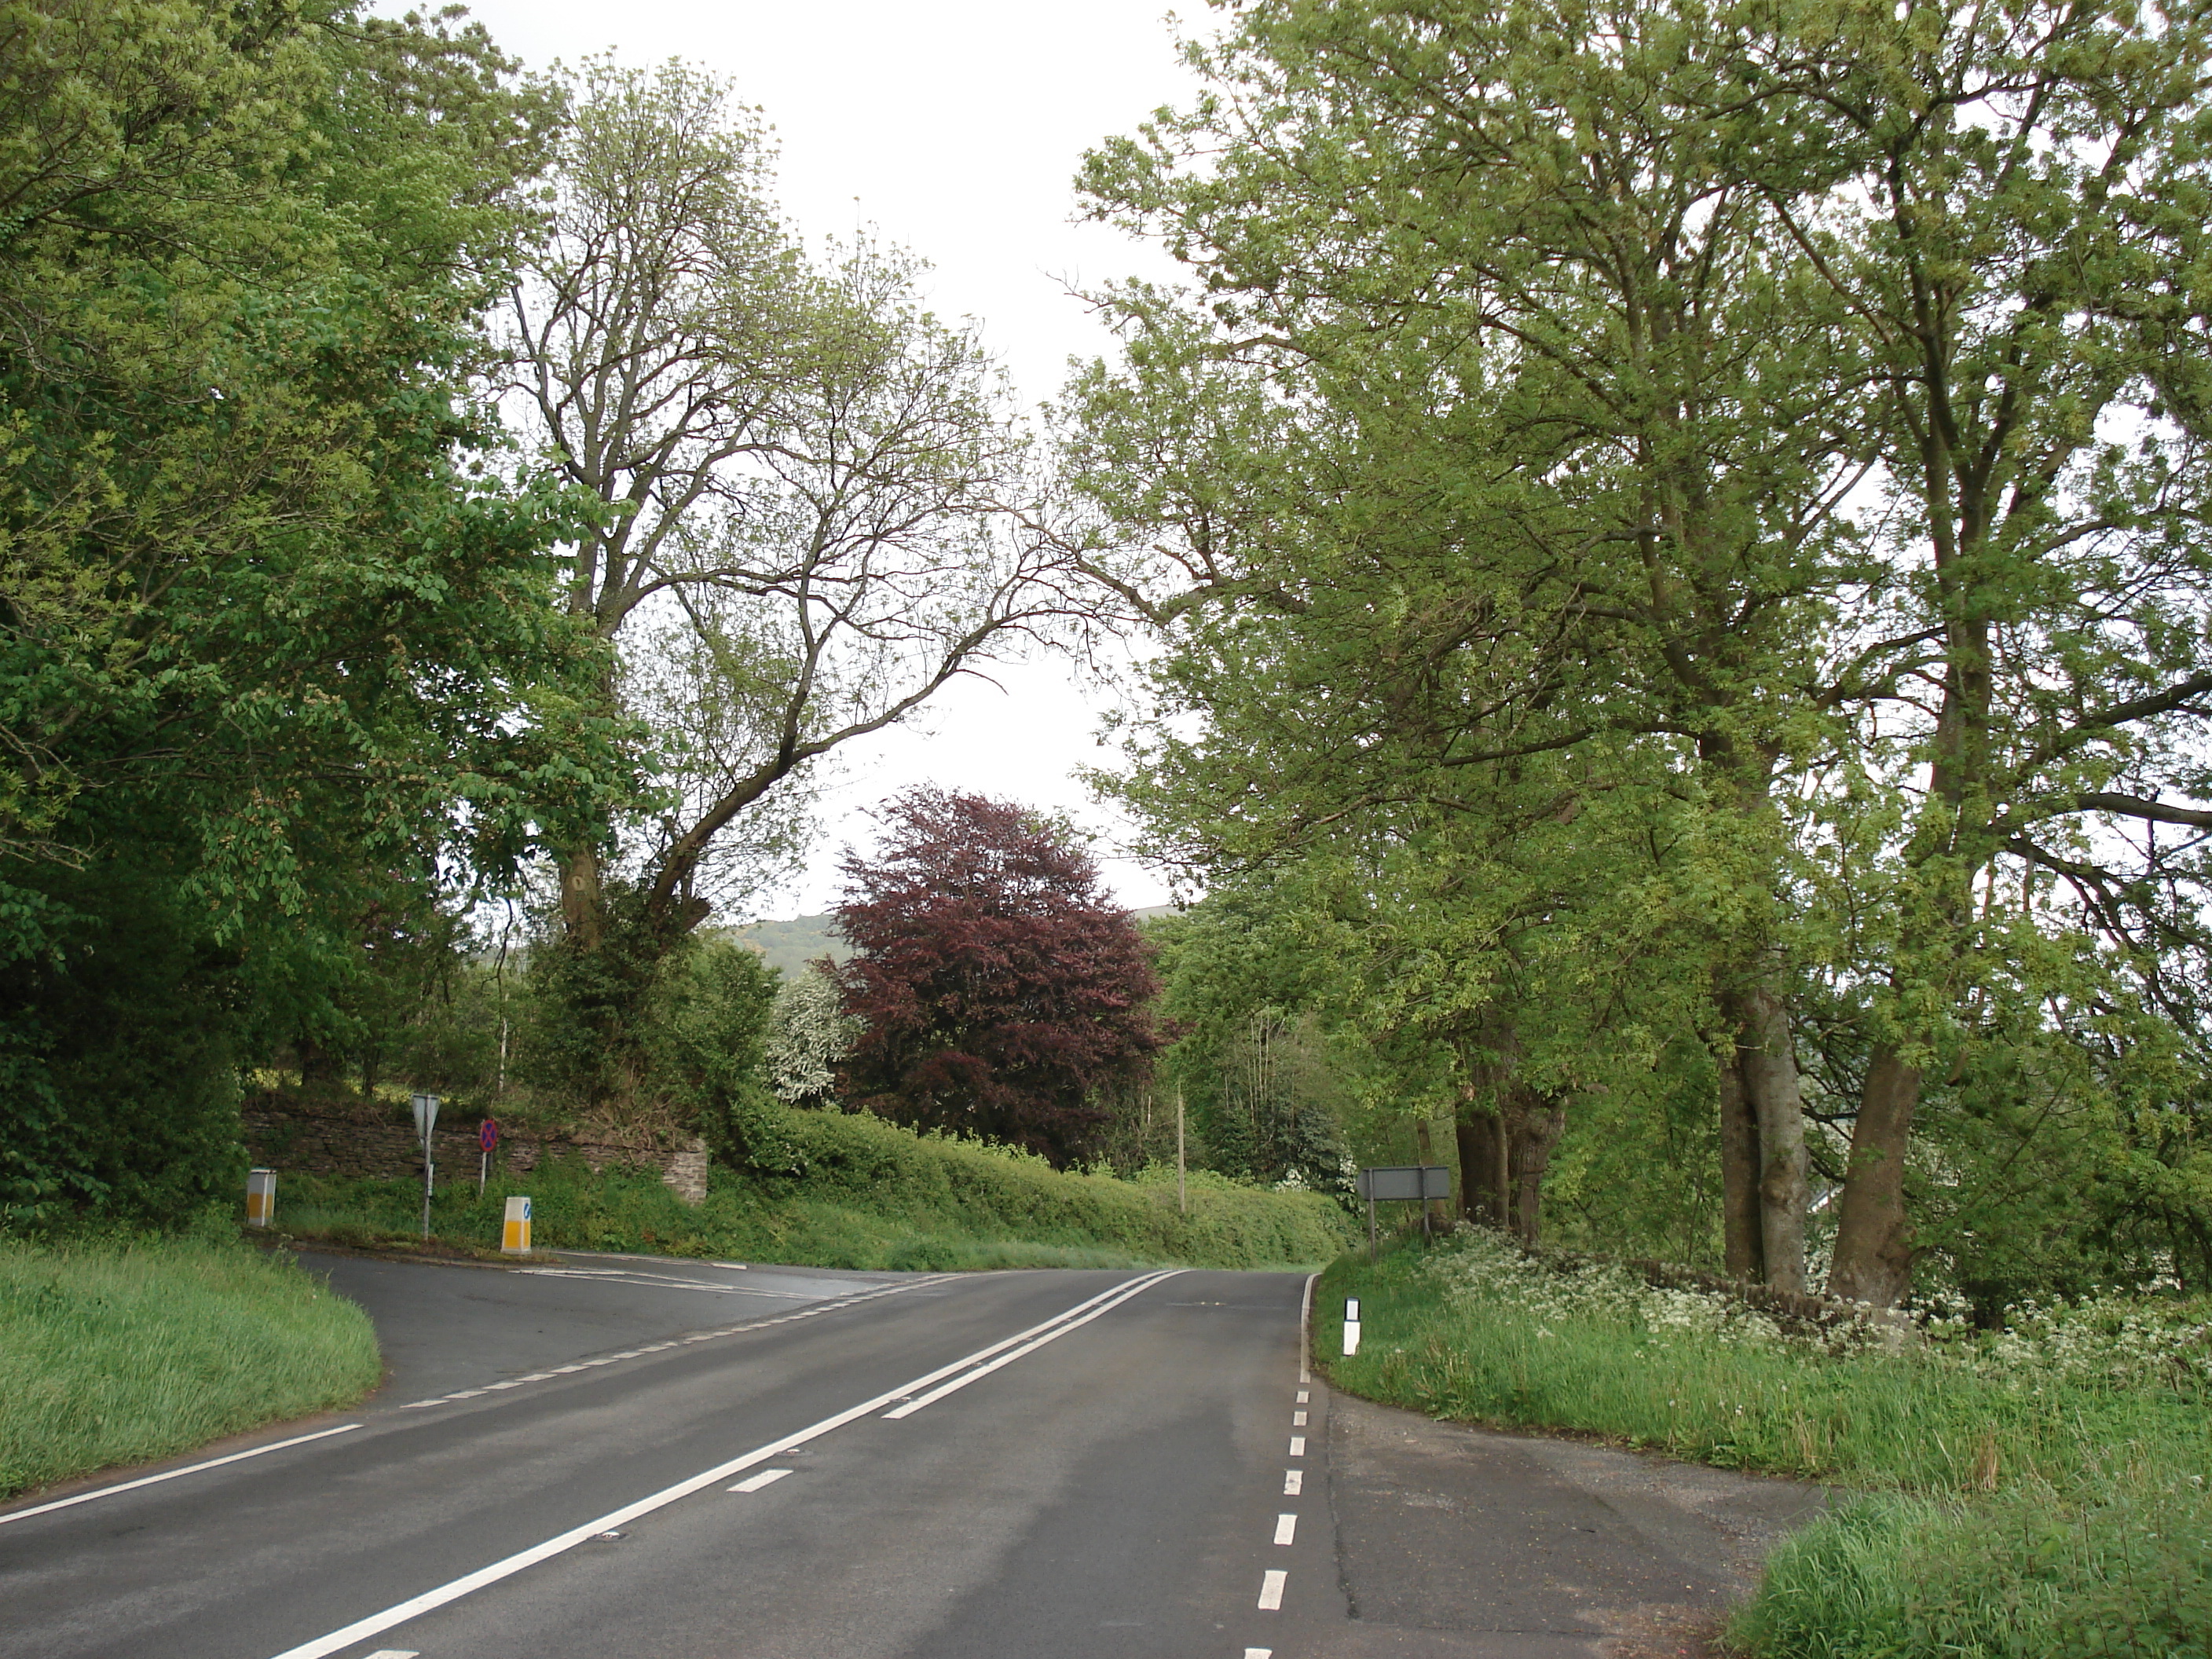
<box><xmin>1828</xmin><ymin>1045</ymin><xmax>1922</xmax><ymax>1306</ymax></box>
<box><xmin>1736</xmin><ymin>983</ymin><xmax>1809</xmax><ymax>1295</ymax></box>
<box><xmin>1505</xmin><ymin>1092</ymin><xmax>1566</xmax><ymax>1245</ymax></box>
<box><xmin>560</xmin><ymin>847</ymin><xmax>605</xmax><ymax>950</ymax></box>
<box><xmin>1716</xmin><ymin>1034</ymin><xmax>1763</xmax><ymax>1282</ymax></box>
<box><xmin>1456</xmin><ymin>1108</ymin><xmax>1507</xmax><ymax>1226</ymax></box>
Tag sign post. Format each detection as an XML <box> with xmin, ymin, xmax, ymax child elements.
<box><xmin>246</xmin><ymin>1168</ymin><xmax>276</xmax><ymax>1229</ymax></box>
<box><xmin>1356</xmin><ymin>1166</ymin><xmax>1452</xmax><ymax>1261</ymax></box>
<box><xmin>478</xmin><ymin>1116</ymin><xmax>498</xmax><ymax>1194</ymax></box>
<box><xmin>410</xmin><ymin>1091</ymin><xmax>440</xmax><ymax>1240</ymax></box>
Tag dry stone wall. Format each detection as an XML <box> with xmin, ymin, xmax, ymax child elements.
<box><xmin>241</xmin><ymin>1098</ymin><xmax>710</xmax><ymax>1205</ymax></box>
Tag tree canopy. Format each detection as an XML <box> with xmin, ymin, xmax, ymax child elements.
<box><xmin>833</xmin><ymin>789</ymin><xmax>1163</xmax><ymax>1166</ymax></box>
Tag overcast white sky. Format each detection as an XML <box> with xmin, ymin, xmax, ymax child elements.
<box><xmin>440</xmin><ymin>0</ymin><xmax>1204</xmax><ymax>916</ymax></box>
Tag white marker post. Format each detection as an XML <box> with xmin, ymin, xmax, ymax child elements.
<box><xmin>502</xmin><ymin>1195</ymin><xmax>533</xmax><ymax>1254</ymax></box>
<box><xmin>246</xmin><ymin>1167</ymin><xmax>276</xmax><ymax>1229</ymax></box>
<box><xmin>1342</xmin><ymin>1297</ymin><xmax>1361</xmax><ymax>1357</ymax></box>
<box><xmin>410</xmin><ymin>1091</ymin><xmax>439</xmax><ymax>1240</ymax></box>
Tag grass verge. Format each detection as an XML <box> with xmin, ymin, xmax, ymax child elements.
<box><xmin>270</xmin><ymin>1108</ymin><xmax>1353</xmax><ymax>1273</ymax></box>
<box><xmin>0</xmin><ymin>1232</ymin><xmax>380</xmax><ymax>1500</ymax></box>
<box><xmin>1315</xmin><ymin>1232</ymin><xmax>2212</xmax><ymax>1658</ymax></box>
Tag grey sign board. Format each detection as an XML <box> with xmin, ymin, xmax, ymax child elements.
<box><xmin>1357</xmin><ymin>1165</ymin><xmax>1451</xmax><ymax>1202</ymax></box>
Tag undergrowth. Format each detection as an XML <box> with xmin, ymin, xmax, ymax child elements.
<box><xmin>1316</xmin><ymin>1229</ymin><xmax>2212</xmax><ymax>1659</ymax></box>
<box><xmin>0</xmin><ymin>1229</ymin><xmax>379</xmax><ymax>1499</ymax></box>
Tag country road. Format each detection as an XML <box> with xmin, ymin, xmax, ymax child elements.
<box><xmin>0</xmin><ymin>1254</ymin><xmax>1827</xmax><ymax>1659</ymax></box>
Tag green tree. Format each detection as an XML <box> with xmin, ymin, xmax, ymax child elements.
<box><xmin>503</xmin><ymin>60</ymin><xmax>1089</xmax><ymax>1090</ymax></box>
<box><xmin>0</xmin><ymin>2</ymin><xmax>617</xmax><ymax>1222</ymax></box>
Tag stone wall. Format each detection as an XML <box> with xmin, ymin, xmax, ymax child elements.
<box><xmin>241</xmin><ymin>1098</ymin><xmax>710</xmax><ymax>1205</ymax></box>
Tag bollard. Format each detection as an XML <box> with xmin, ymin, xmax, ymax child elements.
<box><xmin>502</xmin><ymin>1194</ymin><xmax>533</xmax><ymax>1254</ymax></box>
<box><xmin>246</xmin><ymin>1168</ymin><xmax>276</xmax><ymax>1229</ymax></box>
<box><xmin>1342</xmin><ymin>1296</ymin><xmax>1361</xmax><ymax>1357</ymax></box>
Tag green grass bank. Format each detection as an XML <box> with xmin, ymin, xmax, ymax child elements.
<box><xmin>0</xmin><ymin>1232</ymin><xmax>380</xmax><ymax>1500</ymax></box>
<box><xmin>1316</xmin><ymin>1231</ymin><xmax>2211</xmax><ymax>1659</ymax></box>
<box><xmin>273</xmin><ymin>1108</ymin><xmax>1354</xmax><ymax>1272</ymax></box>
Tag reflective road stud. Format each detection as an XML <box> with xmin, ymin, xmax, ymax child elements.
<box><xmin>502</xmin><ymin>1195</ymin><xmax>533</xmax><ymax>1254</ymax></box>
<box><xmin>246</xmin><ymin>1168</ymin><xmax>276</xmax><ymax>1229</ymax></box>
<box><xmin>1342</xmin><ymin>1297</ymin><xmax>1361</xmax><ymax>1357</ymax></box>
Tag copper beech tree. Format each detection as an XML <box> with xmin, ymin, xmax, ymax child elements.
<box><xmin>832</xmin><ymin>790</ymin><xmax>1164</xmax><ymax>1166</ymax></box>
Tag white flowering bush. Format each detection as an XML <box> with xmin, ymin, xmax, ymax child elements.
<box><xmin>1415</xmin><ymin>1226</ymin><xmax>1801</xmax><ymax>1350</ymax></box>
<box><xmin>1415</xmin><ymin>1226</ymin><xmax>2212</xmax><ymax>1397</ymax></box>
<box><xmin>1919</xmin><ymin>1293</ymin><xmax>2212</xmax><ymax>1393</ymax></box>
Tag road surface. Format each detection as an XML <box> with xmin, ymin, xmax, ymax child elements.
<box><xmin>0</xmin><ymin>1252</ymin><xmax>1826</xmax><ymax>1658</ymax></box>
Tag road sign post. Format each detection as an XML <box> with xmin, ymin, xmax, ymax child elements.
<box><xmin>410</xmin><ymin>1092</ymin><xmax>440</xmax><ymax>1240</ymax></box>
<box><xmin>246</xmin><ymin>1167</ymin><xmax>276</xmax><ymax>1229</ymax></box>
<box><xmin>1356</xmin><ymin>1165</ymin><xmax>1452</xmax><ymax>1261</ymax></box>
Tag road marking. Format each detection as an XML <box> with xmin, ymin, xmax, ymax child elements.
<box><xmin>397</xmin><ymin>1276</ymin><xmax>951</xmax><ymax>1409</ymax></box>
<box><xmin>1283</xmin><ymin>1470</ymin><xmax>1302</xmax><ymax>1496</ymax></box>
<box><xmin>266</xmin><ymin>1272</ymin><xmax>1179</xmax><ymax>1659</ymax></box>
<box><xmin>1258</xmin><ymin>1569</ymin><xmax>1287</xmax><ymax>1610</ymax></box>
<box><xmin>1291</xmin><ymin>1410</ymin><xmax>1306</xmax><ymax>1426</ymax></box>
<box><xmin>1296</xmin><ymin>1389</ymin><xmax>1308</xmax><ymax>1403</ymax></box>
<box><xmin>881</xmin><ymin>1270</ymin><xmax>1180</xmax><ymax>1419</ymax></box>
<box><xmin>1244</xmin><ymin>1650</ymin><xmax>1273</xmax><ymax>1658</ymax></box>
<box><xmin>1273</xmin><ymin>1513</ymin><xmax>1297</xmax><ymax>1545</ymax></box>
<box><xmin>0</xmin><ymin>1424</ymin><xmax>361</xmax><ymax>1529</ymax></box>
<box><xmin>727</xmin><ymin>1469</ymin><xmax>791</xmax><ymax>1492</ymax></box>
<box><xmin>362</xmin><ymin>1651</ymin><xmax>419</xmax><ymax>1657</ymax></box>
<box><xmin>1288</xmin><ymin>1436</ymin><xmax>1306</xmax><ymax>1456</ymax></box>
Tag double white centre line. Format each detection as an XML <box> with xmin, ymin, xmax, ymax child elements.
<box><xmin>267</xmin><ymin>1269</ymin><xmax>1181</xmax><ymax>1659</ymax></box>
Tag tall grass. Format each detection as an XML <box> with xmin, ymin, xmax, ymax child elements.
<box><xmin>0</xmin><ymin>1232</ymin><xmax>379</xmax><ymax>1498</ymax></box>
<box><xmin>1316</xmin><ymin>1232</ymin><xmax>2212</xmax><ymax>1659</ymax></box>
<box><xmin>276</xmin><ymin>1108</ymin><xmax>1353</xmax><ymax>1272</ymax></box>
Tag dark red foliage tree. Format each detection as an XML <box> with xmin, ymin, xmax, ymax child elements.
<box><xmin>832</xmin><ymin>789</ymin><xmax>1164</xmax><ymax>1166</ymax></box>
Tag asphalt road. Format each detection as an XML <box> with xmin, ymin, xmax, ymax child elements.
<box><xmin>0</xmin><ymin>1251</ymin><xmax>1828</xmax><ymax>1659</ymax></box>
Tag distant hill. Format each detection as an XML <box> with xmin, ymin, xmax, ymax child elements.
<box><xmin>722</xmin><ymin>903</ymin><xmax>1179</xmax><ymax>976</ymax></box>
<box><xmin>718</xmin><ymin>914</ymin><xmax>848</xmax><ymax>977</ymax></box>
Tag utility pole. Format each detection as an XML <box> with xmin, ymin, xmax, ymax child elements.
<box><xmin>1177</xmin><ymin>1086</ymin><xmax>1186</xmax><ymax>1217</ymax></box>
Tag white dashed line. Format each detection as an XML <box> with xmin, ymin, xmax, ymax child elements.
<box><xmin>1258</xmin><ymin>1569</ymin><xmax>1287</xmax><ymax>1610</ymax></box>
<box><xmin>1273</xmin><ymin>1513</ymin><xmax>1297</xmax><ymax>1546</ymax></box>
<box><xmin>1296</xmin><ymin>1389</ymin><xmax>1308</xmax><ymax>1403</ymax></box>
<box><xmin>1244</xmin><ymin>1650</ymin><xmax>1273</xmax><ymax>1658</ymax></box>
<box><xmin>361</xmin><ymin>1651</ymin><xmax>419</xmax><ymax>1658</ymax></box>
<box><xmin>1283</xmin><ymin>1469</ymin><xmax>1302</xmax><ymax>1495</ymax></box>
<box><xmin>1291</xmin><ymin>1410</ymin><xmax>1306</xmax><ymax>1426</ymax></box>
<box><xmin>1288</xmin><ymin>1436</ymin><xmax>1306</xmax><ymax>1456</ymax></box>
<box><xmin>396</xmin><ymin>1278</ymin><xmax>947</xmax><ymax>1409</ymax></box>
<box><xmin>727</xmin><ymin>1469</ymin><xmax>791</xmax><ymax>1492</ymax></box>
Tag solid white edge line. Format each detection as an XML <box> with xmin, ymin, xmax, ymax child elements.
<box><xmin>266</xmin><ymin>1270</ymin><xmax>1176</xmax><ymax>1659</ymax></box>
<box><xmin>881</xmin><ymin>1269</ymin><xmax>1179</xmax><ymax>1419</ymax></box>
<box><xmin>1258</xmin><ymin>1568</ymin><xmax>1288</xmax><ymax>1610</ymax></box>
<box><xmin>0</xmin><ymin>1424</ymin><xmax>362</xmax><ymax>1529</ymax></box>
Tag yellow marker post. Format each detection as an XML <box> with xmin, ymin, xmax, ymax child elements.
<box><xmin>246</xmin><ymin>1168</ymin><xmax>276</xmax><ymax>1229</ymax></box>
<box><xmin>502</xmin><ymin>1195</ymin><xmax>532</xmax><ymax>1254</ymax></box>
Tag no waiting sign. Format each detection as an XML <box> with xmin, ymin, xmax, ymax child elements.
<box><xmin>480</xmin><ymin>1118</ymin><xmax>499</xmax><ymax>1152</ymax></box>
